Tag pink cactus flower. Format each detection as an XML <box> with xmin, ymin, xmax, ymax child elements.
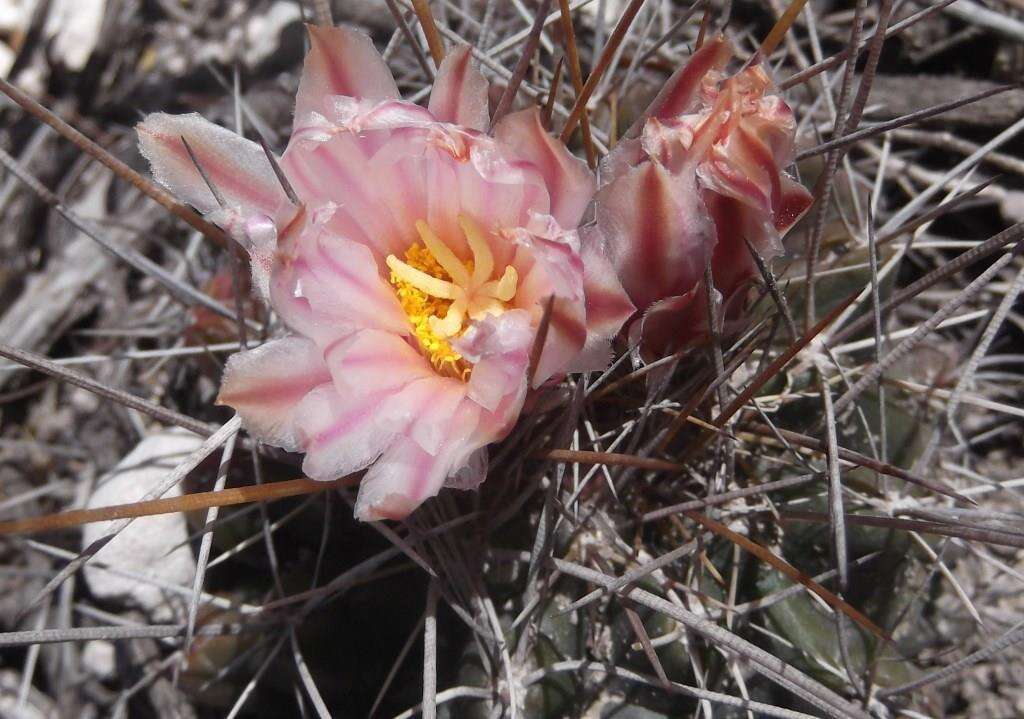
<box><xmin>137</xmin><ymin>26</ymin><xmax>633</xmax><ymax>521</ymax></box>
<box><xmin>593</xmin><ymin>36</ymin><xmax>813</xmax><ymax>357</ymax></box>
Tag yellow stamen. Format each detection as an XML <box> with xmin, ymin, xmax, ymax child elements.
<box><xmin>385</xmin><ymin>254</ymin><xmax>460</xmax><ymax>299</ymax></box>
<box><xmin>428</xmin><ymin>299</ymin><xmax>466</xmax><ymax>337</ymax></box>
<box><xmin>387</xmin><ymin>244</ymin><xmax>466</xmax><ymax>378</ymax></box>
<box><xmin>480</xmin><ymin>265</ymin><xmax>519</xmax><ymax>302</ymax></box>
<box><xmin>415</xmin><ymin>220</ymin><xmax>471</xmax><ymax>288</ymax></box>
<box><xmin>460</xmin><ymin>215</ymin><xmax>494</xmax><ymax>287</ymax></box>
<box><xmin>386</xmin><ymin>216</ymin><xmax>521</xmax><ymax>379</ymax></box>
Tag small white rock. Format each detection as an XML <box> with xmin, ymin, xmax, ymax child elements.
<box><xmin>43</xmin><ymin>0</ymin><xmax>106</xmax><ymax>71</ymax></box>
<box><xmin>244</xmin><ymin>2</ymin><xmax>302</xmax><ymax>66</ymax></box>
<box><xmin>82</xmin><ymin>428</ymin><xmax>201</xmax><ymax>622</ymax></box>
<box><xmin>0</xmin><ymin>0</ymin><xmax>38</xmax><ymax>35</ymax></box>
<box><xmin>1000</xmin><ymin>189</ymin><xmax>1024</xmax><ymax>224</ymax></box>
<box><xmin>69</xmin><ymin>387</ymin><xmax>101</xmax><ymax>414</ymax></box>
<box><xmin>0</xmin><ymin>669</ymin><xmax>59</xmax><ymax>719</ymax></box>
<box><xmin>0</xmin><ymin>42</ymin><xmax>14</xmax><ymax>78</ymax></box>
<box><xmin>82</xmin><ymin>640</ymin><xmax>117</xmax><ymax>680</ymax></box>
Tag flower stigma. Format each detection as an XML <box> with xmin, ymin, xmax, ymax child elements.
<box><xmin>386</xmin><ymin>215</ymin><xmax>518</xmax><ymax>380</ymax></box>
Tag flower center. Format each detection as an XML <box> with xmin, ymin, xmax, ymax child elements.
<box><xmin>386</xmin><ymin>215</ymin><xmax>518</xmax><ymax>379</ymax></box>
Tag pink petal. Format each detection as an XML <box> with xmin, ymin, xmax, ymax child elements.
<box><xmin>701</xmin><ymin>124</ymin><xmax>782</xmax><ymax>218</ymax></box>
<box><xmin>742</xmin><ymin>95</ymin><xmax>799</xmax><ymax>167</ymax></box>
<box><xmin>295</xmin><ymin>384</ymin><xmax>398</xmax><ymax>480</ymax></box>
<box><xmin>345</xmin><ymin>357</ymin><xmax>493</xmax><ymax>520</ymax></box>
<box><xmin>637</xmin><ymin>274</ymin><xmax>760</xmax><ymax>357</ymax></box>
<box><xmin>704</xmin><ymin>192</ymin><xmax>761</xmax><ymax>293</ymax></box>
<box><xmin>364</xmin><ymin>150</ymin><xmax>430</xmax><ymax>254</ymax></box>
<box><xmin>600</xmin><ymin>136</ymin><xmax>646</xmax><ymax>187</ymax></box>
<box><xmin>463</xmin><ymin>357</ymin><xmax>510</xmax><ymax>413</ymax></box>
<box><xmin>283</xmin><ymin>131</ymin><xmax>424</xmax><ymax>259</ymax></box>
<box><xmin>295</xmin><ymin>24</ymin><xmax>399</xmax><ymax>122</ymax></box>
<box><xmin>644</xmin><ymin>36</ymin><xmax>732</xmax><ymax>123</ymax></box>
<box><xmin>428</xmin><ymin>45</ymin><xmax>490</xmax><ymax>131</ymax></box>
<box><xmin>216</xmin><ymin>336</ymin><xmax>331</xmax><ymax>452</ymax></box>
<box><xmin>353</xmin><ymin>130</ymin><xmax>526</xmax><ymax>261</ymax></box>
<box><xmin>454</xmin><ymin>310</ymin><xmax>532</xmax><ymax>418</ymax></box>
<box><xmin>376</xmin><ymin>376</ymin><xmax>470</xmax><ymax>455</ymax></box>
<box><xmin>515</xmin><ymin>261</ymin><xmax>588</xmax><ymax>387</ymax></box>
<box><xmin>354</xmin><ymin>438</ymin><xmax>452</xmax><ymax>521</ymax></box>
<box><xmin>295</xmin><ymin>230</ymin><xmax>410</xmax><ymax>336</ymax></box>
<box><xmin>322</xmin><ymin>329</ymin><xmax>433</xmax><ymax>398</ymax></box>
<box><xmin>465</xmin><ymin>135</ymin><xmax>552</xmax><ymax>219</ymax></box>
<box><xmin>137</xmin><ymin>112</ymin><xmax>286</xmax><ymax>219</ymax></box>
<box><xmin>493</xmin><ymin>107</ymin><xmax>596</xmax><ymax>229</ymax></box>
<box><xmin>266</xmin><ymin>206</ymin><xmax>344</xmax><ymax>344</ymax></box>
<box><xmin>265</xmin><ymin>205</ymin><xmax>381</xmax><ymax>349</ymax></box>
<box><xmin>424</xmin><ymin>148</ymin><xmax>464</xmax><ymax>255</ymax></box>
<box><xmin>596</xmin><ymin>161</ymin><xmax>715</xmax><ymax>313</ymax></box>
<box><xmin>634</xmin><ymin>290</ymin><xmax>702</xmax><ymax>358</ymax></box>
<box><xmin>504</xmin><ymin>217</ymin><xmax>590</xmax><ymax>385</ymax></box>
<box><xmin>359</xmin><ymin>127</ymin><xmax>554</xmax><ymax>265</ymax></box>
<box><xmin>294</xmin><ymin>97</ymin><xmax>435</xmax><ymax>143</ymax></box>
<box><xmin>284</xmin><ymin>132</ymin><xmax>394</xmax><ymax>229</ymax></box>
<box><xmin>635</xmin><ymin>199</ymin><xmax>770</xmax><ymax>356</ymax></box>
<box><xmin>571</xmin><ymin>227</ymin><xmax>636</xmax><ymax>371</ymax></box>
<box><xmin>539</xmin><ymin>297</ymin><xmax>588</xmax><ymax>386</ymax></box>
<box><xmin>470</xmin><ymin>386</ymin><xmax>527</xmax><ymax>450</ymax></box>
<box><xmin>283</xmin><ymin>124</ymin><xmax>550</xmax><ymax>265</ymax></box>
<box><xmin>444</xmin><ymin>447</ymin><xmax>488</xmax><ymax>491</ymax></box>
<box><xmin>776</xmin><ymin>175</ymin><xmax>814</xmax><ymax>234</ymax></box>
<box><xmin>355</xmin><ymin>411</ymin><xmax>482</xmax><ymax>522</ymax></box>
<box><xmin>456</xmin><ymin>159</ymin><xmax>546</xmax><ymax>253</ymax></box>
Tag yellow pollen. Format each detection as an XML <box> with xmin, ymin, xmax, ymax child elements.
<box><xmin>386</xmin><ymin>216</ymin><xmax>519</xmax><ymax>379</ymax></box>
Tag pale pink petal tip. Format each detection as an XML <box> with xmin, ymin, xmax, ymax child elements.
<box><xmin>354</xmin><ymin>393</ymin><xmax>482</xmax><ymax>521</ymax></box>
<box><xmin>136</xmin><ymin>112</ymin><xmax>286</xmax><ymax>219</ymax></box>
<box><xmin>645</xmin><ymin>36</ymin><xmax>733</xmax><ymax>122</ymax></box>
<box><xmin>295</xmin><ymin>24</ymin><xmax>400</xmax><ymax>123</ymax></box>
<box><xmin>428</xmin><ymin>44</ymin><xmax>490</xmax><ymax>132</ymax></box>
<box><xmin>355</xmin><ymin>435</ymin><xmax>467</xmax><ymax>522</ymax></box>
<box><xmin>445</xmin><ymin>448</ymin><xmax>488</xmax><ymax>491</ymax></box>
<box><xmin>494</xmin><ymin>107</ymin><xmax>596</xmax><ymax>230</ymax></box>
<box><xmin>294</xmin><ymin>383</ymin><xmax>398</xmax><ymax>481</ymax></box>
<box><xmin>216</xmin><ymin>336</ymin><xmax>331</xmax><ymax>452</ymax></box>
